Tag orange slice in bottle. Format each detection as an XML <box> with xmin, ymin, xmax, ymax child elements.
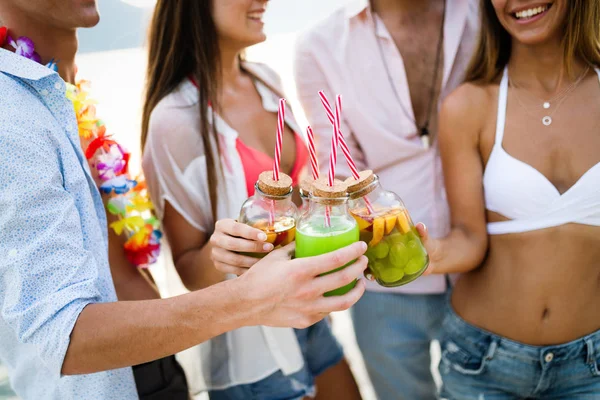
<box><xmin>384</xmin><ymin>215</ymin><xmax>397</xmax><ymax>235</ymax></box>
<box><xmin>396</xmin><ymin>210</ymin><xmax>411</xmax><ymax>234</ymax></box>
<box><xmin>282</xmin><ymin>227</ymin><xmax>296</xmax><ymax>246</ymax></box>
<box><xmin>352</xmin><ymin>214</ymin><xmax>373</xmax><ymax>231</ymax></box>
<box><xmin>370</xmin><ymin>217</ymin><xmax>385</xmax><ymax>246</ymax></box>
<box><xmin>265</xmin><ymin>232</ymin><xmax>278</xmax><ymax>244</ymax></box>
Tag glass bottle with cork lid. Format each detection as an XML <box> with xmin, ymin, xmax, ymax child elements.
<box><xmin>295</xmin><ymin>179</ymin><xmax>359</xmax><ymax>296</ymax></box>
<box><xmin>345</xmin><ymin>170</ymin><xmax>429</xmax><ymax>287</ymax></box>
<box><xmin>238</xmin><ymin>171</ymin><xmax>297</xmax><ymax>257</ymax></box>
<box><xmin>298</xmin><ymin>176</ymin><xmax>317</xmax><ymax>215</ymax></box>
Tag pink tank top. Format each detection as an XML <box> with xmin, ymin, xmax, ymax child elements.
<box><xmin>189</xmin><ymin>75</ymin><xmax>308</xmax><ymax>197</ymax></box>
<box><xmin>237</xmin><ymin>133</ymin><xmax>308</xmax><ymax>197</ymax></box>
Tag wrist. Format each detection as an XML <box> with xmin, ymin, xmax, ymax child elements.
<box><xmin>219</xmin><ymin>278</ymin><xmax>258</xmax><ymax>329</ymax></box>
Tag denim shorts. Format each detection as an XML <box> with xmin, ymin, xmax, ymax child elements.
<box><xmin>439</xmin><ymin>298</ymin><xmax>600</xmax><ymax>399</ymax></box>
<box><xmin>209</xmin><ymin>319</ymin><xmax>344</xmax><ymax>400</ymax></box>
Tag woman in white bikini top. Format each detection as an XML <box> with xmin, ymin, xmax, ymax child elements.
<box><xmin>417</xmin><ymin>0</ymin><xmax>600</xmax><ymax>397</ymax></box>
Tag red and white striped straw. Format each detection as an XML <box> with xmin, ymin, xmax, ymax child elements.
<box><xmin>319</xmin><ymin>91</ymin><xmax>374</xmax><ymax>214</ymax></box>
<box><xmin>306</xmin><ymin>126</ymin><xmax>319</xmax><ymax>181</ymax></box>
<box><xmin>327</xmin><ymin>97</ymin><xmax>340</xmax><ymax>187</ymax></box>
<box><xmin>272</xmin><ymin>98</ymin><xmax>286</xmax><ymax>181</ymax></box>
<box><xmin>318</xmin><ymin>91</ymin><xmax>360</xmax><ymax>180</ymax></box>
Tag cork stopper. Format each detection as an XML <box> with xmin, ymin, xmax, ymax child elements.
<box><xmin>345</xmin><ymin>170</ymin><xmax>376</xmax><ymax>199</ymax></box>
<box><xmin>257</xmin><ymin>171</ymin><xmax>293</xmax><ymax>197</ymax></box>
<box><xmin>312</xmin><ymin>179</ymin><xmax>348</xmax><ymax>201</ymax></box>
<box><xmin>299</xmin><ymin>177</ymin><xmax>316</xmax><ymax>197</ymax></box>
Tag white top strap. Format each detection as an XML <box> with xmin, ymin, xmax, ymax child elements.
<box><xmin>494</xmin><ymin>67</ymin><xmax>509</xmax><ymax>147</ymax></box>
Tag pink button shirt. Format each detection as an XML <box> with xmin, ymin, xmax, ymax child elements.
<box><xmin>294</xmin><ymin>0</ymin><xmax>479</xmax><ymax>294</ymax></box>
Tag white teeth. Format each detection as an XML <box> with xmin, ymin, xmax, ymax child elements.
<box><xmin>248</xmin><ymin>12</ymin><xmax>264</xmax><ymax>20</ymax></box>
<box><xmin>515</xmin><ymin>5</ymin><xmax>548</xmax><ymax>19</ymax></box>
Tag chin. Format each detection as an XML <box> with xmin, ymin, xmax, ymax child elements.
<box><xmin>75</xmin><ymin>1</ymin><xmax>100</xmax><ymax>28</ymax></box>
<box><xmin>241</xmin><ymin>33</ymin><xmax>267</xmax><ymax>48</ymax></box>
<box><xmin>78</xmin><ymin>13</ymin><xmax>100</xmax><ymax>28</ymax></box>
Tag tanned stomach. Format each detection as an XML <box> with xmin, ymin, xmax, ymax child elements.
<box><xmin>451</xmin><ymin>221</ymin><xmax>600</xmax><ymax>345</ymax></box>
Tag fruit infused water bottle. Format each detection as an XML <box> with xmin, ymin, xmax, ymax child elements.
<box><xmin>238</xmin><ymin>171</ymin><xmax>298</xmax><ymax>257</ymax></box>
<box><xmin>346</xmin><ymin>170</ymin><xmax>428</xmax><ymax>287</ymax></box>
<box><xmin>295</xmin><ymin>180</ymin><xmax>359</xmax><ymax>296</ymax></box>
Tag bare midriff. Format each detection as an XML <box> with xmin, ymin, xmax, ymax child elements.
<box><xmin>452</xmin><ymin>214</ymin><xmax>600</xmax><ymax>345</ymax></box>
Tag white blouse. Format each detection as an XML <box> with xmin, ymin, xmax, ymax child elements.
<box><xmin>142</xmin><ymin>62</ymin><xmax>307</xmax><ymax>392</ymax></box>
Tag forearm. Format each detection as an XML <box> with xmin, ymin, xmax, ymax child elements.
<box><xmin>432</xmin><ymin>226</ymin><xmax>488</xmax><ymax>274</ymax></box>
<box><xmin>62</xmin><ymin>278</ymin><xmax>249</xmax><ymax>375</ymax></box>
<box><xmin>175</xmin><ymin>242</ymin><xmax>226</xmax><ymax>291</ymax></box>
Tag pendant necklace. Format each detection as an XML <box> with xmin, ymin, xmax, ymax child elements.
<box><xmin>509</xmin><ymin>66</ymin><xmax>589</xmax><ymax>126</ymax></box>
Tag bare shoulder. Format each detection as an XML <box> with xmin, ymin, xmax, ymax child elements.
<box><xmin>440</xmin><ymin>82</ymin><xmax>497</xmax><ymax>142</ymax></box>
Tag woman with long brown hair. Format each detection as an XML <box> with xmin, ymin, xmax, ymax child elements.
<box><xmin>417</xmin><ymin>0</ymin><xmax>600</xmax><ymax>397</ymax></box>
<box><xmin>141</xmin><ymin>1</ymin><xmax>362</xmax><ymax>399</ymax></box>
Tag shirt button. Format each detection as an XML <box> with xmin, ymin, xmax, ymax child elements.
<box><xmin>8</xmin><ymin>249</ymin><xmax>17</xmax><ymax>258</ymax></box>
<box><xmin>40</xmin><ymin>89</ymin><xmax>49</xmax><ymax>96</ymax></box>
<box><xmin>545</xmin><ymin>352</ymin><xmax>554</xmax><ymax>363</ymax></box>
<box><xmin>54</xmin><ymin>82</ymin><xmax>63</xmax><ymax>90</ymax></box>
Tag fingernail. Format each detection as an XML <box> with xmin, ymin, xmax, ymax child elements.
<box><xmin>258</xmin><ymin>232</ymin><xmax>267</xmax><ymax>241</ymax></box>
<box><xmin>359</xmin><ymin>241</ymin><xmax>368</xmax><ymax>251</ymax></box>
<box><xmin>421</xmin><ymin>223</ymin><xmax>427</xmax><ymax>231</ymax></box>
<box><xmin>366</xmin><ymin>273</ymin><xmax>374</xmax><ymax>281</ymax></box>
<box><xmin>263</xmin><ymin>243</ymin><xmax>273</xmax><ymax>251</ymax></box>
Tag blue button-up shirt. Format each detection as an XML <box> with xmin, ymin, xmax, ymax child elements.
<box><xmin>0</xmin><ymin>49</ymin><xmax>138</xmax><ymax>399</ymax></box>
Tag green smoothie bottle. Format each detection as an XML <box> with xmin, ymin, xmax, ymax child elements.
<box><xmin>295</xmin><ymin>180</ymin><xmax>359</xmax><ymax>296</ymax></box>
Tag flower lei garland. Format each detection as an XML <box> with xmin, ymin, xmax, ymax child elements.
<box><xmin>1</xmin><ymin>27</ymin><xmax>162</xmax><ymax>268</ymax></box>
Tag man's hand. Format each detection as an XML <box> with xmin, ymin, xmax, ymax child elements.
<box><xmin>236</xmin><ymin>241</ymin><xmax>368</xmax><ymax>329</ymax></box>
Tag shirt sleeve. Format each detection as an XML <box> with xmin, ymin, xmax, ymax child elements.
<box><xmin>293</xmin><ymin>33</ymin><xmax>368</xmax><ymax>179</ymax></box>
<box><xmin>142</xmin><ymin>94</ymin><xmax>213</xmax><ymax>233</ymax></box>
<box><xmin>0</xmin><ymin>126</ymin><xmax>102</xmax><ymax>380</ymax></box>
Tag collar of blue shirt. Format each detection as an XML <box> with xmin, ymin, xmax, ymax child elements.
<box><xmin>0</xmin><ymin>47</ymin><xmax>56</xmax><ymax>81</ymax></box>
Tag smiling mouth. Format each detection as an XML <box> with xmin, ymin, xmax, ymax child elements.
<box><xmin>248</xmin><ymin>11</ymin><xmax>265</xmax><ymax>22</ymax></box>
<box><xmin>512</xmin><ymin>4</ymin><xmax>552</xmax><ymax>21</ymax></box>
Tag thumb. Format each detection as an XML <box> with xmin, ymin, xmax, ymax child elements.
<box><xmin>415</xmin><ymin>222</ymin><xmax>429</xmax><ymax>242</ymax></box>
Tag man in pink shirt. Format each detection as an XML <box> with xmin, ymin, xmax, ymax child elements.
<box><xmin>294</xmin><ymin>0</ymin><xmax>479</xmax><ymax>398</ymax></box>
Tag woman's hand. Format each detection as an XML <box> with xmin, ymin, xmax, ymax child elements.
<box><xmin>363</xmin><ymin>222</ymin><xmax>444</xmax><ymax>280</ymax></box>
<box><xmin>415</xmin><ymin>223</ymin><xmax>443</xmax><ymax>275</ymax></box>
<box><xmin>210</xmin><ymin>219</ymin><xmax>275</xmax><ymax>276</ymax></box>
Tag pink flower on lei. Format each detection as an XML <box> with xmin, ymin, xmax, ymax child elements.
<box><xmin>95</xmin><ymin>144</ymin><xmax>128</xmax><ymax>181</ymax></box>
<box><xmin>7</xmin><ymin>35</ymin><xmax>41</xmax><ymax>63</ymax></box>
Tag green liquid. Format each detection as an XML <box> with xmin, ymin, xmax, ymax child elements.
<box><xmin>295</xmin><ymin>217</ymin><xmax>359</xmax><ymax>296</ymax></box>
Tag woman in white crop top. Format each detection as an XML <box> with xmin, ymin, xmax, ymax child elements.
<box><xmin>416</xmin><ymin>0</ymin><xmax>600</xmax><ymax>397</ymax></box>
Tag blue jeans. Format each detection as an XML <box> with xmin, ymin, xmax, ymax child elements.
<box><xmin>351</xmin><ymin>290</ymin><xmax>447</xmax><ymax>400</ymax></box>
<box><xmin>439</xmin><ymin>300</ymin><xmax>600</xmax><ymax>399</ymax></box>
<box><xmin>209</xmin><ymin>319</ymin><xmax>343</xmax><ymax>400</ymax></box>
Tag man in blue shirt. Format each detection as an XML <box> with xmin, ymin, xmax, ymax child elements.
<box><xmin>0</xmin><ymin>1</ymin><xmax>368</xmax><ymax>398</ymax></box>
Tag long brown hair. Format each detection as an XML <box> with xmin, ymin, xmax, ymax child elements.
<box><xmin>465</xmin><ymin>0</ymin><xmax>600</xmax><ymax>83</ymax></box>
<box><xmin>141</xmin><ymin>0</ymin><xmax>221</xmax><ymax>219</ymax></box>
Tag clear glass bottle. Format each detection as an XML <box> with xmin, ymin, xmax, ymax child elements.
<box><xmin>295</xmin><ymin>180</ymin><xmax>359</xmax><ymax>296</ymax></box>
<box><xmin>346</xmin><ymin>170</ymin><xmax>429</xmax><ymax>287</ymax></box>
<box><xmin>298</xmin><ymin>177</ymin><xmax>315</xmax><ymax>216</ymax></box>
<box><xmin>238</xmin><ymin>172</ymin><xmax>297</xmax><ymax>257</ymax></box>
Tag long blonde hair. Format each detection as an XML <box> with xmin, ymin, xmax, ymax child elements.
<box><xmin>465</xmin><ymin>0</ymin><xmax>600</xmax><ymax>83</ymax></box>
